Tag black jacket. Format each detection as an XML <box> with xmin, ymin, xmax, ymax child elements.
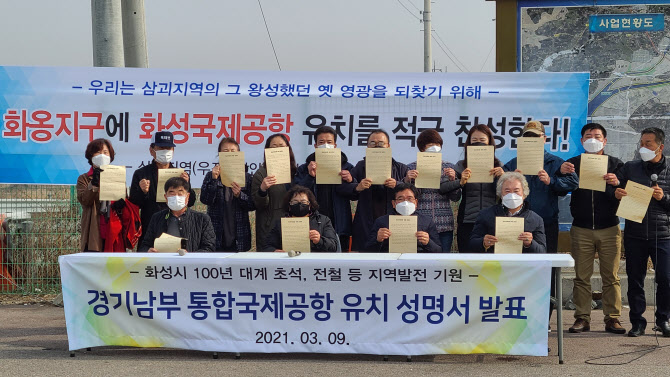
<box><xmin>469</xmin><ymin>203</ymin><xmax>546</xmax><ymax>254</ymax></box>
<box><xmin>129</xmin><ymin>161</ymin><xmax>197</xmax><ymax>246</ymax></box>
<box><xmin>343</xmin><ymin>157</ymin><xmax>409</xmax><ymax>251</ymax></box>
<box><xmin>294</xmin><ymin>151</ymin><xmax>355</xmax><ymax>236</ymax></box>
<box><xmin>138</xmin><ymin>208</ymin><xmax>216</xmax><ymax>252</ymax></box>
<box><xmin>364</xmin><ymin>211</ymin><xmax>442</xmax><ymax>253</ymax></box>
<box><xmin>616</xmin><ymin>157</ymin><xmax>670</xmax><ymax>240</ymax></box>
<box><xmin>454</xmin><ymin>159</ymin><xmax>502</xmax><ymax>224</ymax></box>
<box><xmin>568</xmin><ymin>154</ymin><xmax>623</xmax><ymax>230</ymax></box>
<box><xmin>261</xmin><ymin>211</ymin><xmax>338</xmax><ymax>252</ymax></box>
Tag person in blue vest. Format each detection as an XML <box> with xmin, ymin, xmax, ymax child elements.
<box><xmin>294</xmin><ymin>126</ymin><xmax>355</xmax><ymax>251</ymax></box>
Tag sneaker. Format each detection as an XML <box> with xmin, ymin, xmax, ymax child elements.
<box><xmin>569</xmin><ymin>318</ymin><xmax>590</xmax><ymax>333</ymax></box>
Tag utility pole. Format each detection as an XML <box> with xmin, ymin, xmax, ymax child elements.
<box><xmin>121</xmin><ymin>0</ymin><xmax>149</xmax><ymax>68</ymax></box>
<box><xmin>91</xmin><ymin>0</ymin><xmax>124</xmax><ymax>67</ymax></box>
<box><xmin>423</xmin><ymin>0</ymin><xmax>432</xmax><ymax>73</ymax></box>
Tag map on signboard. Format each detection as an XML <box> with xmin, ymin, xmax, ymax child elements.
<box><xmin>520</xmin><ymin>5</ymin><xmax>670</xmax><ymax>161</ymax></box>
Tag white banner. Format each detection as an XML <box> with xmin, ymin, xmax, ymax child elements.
<box><xmin>0</xmin><ymin>66</ymin><xmax>588</xmax><ymax>186</ymax></box>
<box><xmin>60</xmin><ymin>253</ymin><xmax>551</xmax><ymax>356</ymax></box>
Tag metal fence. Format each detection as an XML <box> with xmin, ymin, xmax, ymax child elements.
<box><xmin>0</xmin><ymin>185</ymin><xmax>80</xmax><ymax>294</ymax></box>
<box><xmin>0</xmin><ymin>185</ymin><xmax>234</xmax><ymax>294</ymax></box>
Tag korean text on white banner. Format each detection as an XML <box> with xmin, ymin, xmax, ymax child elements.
<box><xmin>0</xmin><ymin>66</ymin><xmax>588</xmax><ymax>187</ymax></box>
<box><xmin>59</xmin><ymin>253</ymin><xmax>551</xmax><ymax>356</ymax></box>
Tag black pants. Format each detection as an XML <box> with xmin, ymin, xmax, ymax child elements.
<box><xmin>624</xmin><ymin>236</ymin><xmax>670</xmax><ymax>327</ymax></box>
<box><xmin>545</xmin><ymin>221</ymin><xmax>559</xmax><ymax>299</ymax></box>
<box><xmin>456</xmin><ymin>222</ymin><xmax>475</xmax><ymax>253</ymax></box>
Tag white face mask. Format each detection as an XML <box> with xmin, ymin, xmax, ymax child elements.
<box><xmin>502</xmin><ymin>193</ymin><xmax>524</xmax><ymax>209</ymax></box>
<box><xmin>155</xmin><ymin>149</ymin><xmax>173</xmax><ymax>164</ymax></box>
<box><xmin>317</xmin><ymin>143</ymin><xmax>335</xmax><ymax>149</ymax></box>
<box><xmin>640</xmin><ymin>146</ymin><xmax>658</xmax><ymax>162</ymax></box>
<box><xmin>582</xmin><ymin>138</ymin><xmax>604</xmax><ymax>154</ymax></box>
<box><xmin>167</xmin><ymin>195</ymin><xmax>187</xmax><ymax>211</ymax></box>
<box><xmin>395</xmin><ymin>201</ymin><xmax>416</xmax><ymax>216</ymax></box>
<box><xmin>425</xmin><ymin>145</ymin><xmax>442</xmax><ymax>153</ymax></box>
<box><xmin>91</xmin><ymin>154</ymin><xmax>110</xmax><ymax>168</ymax></box>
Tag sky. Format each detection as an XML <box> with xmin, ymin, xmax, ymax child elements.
<box><xmin>0</xmin><ymin>0</ymin><xmax>496</xmax><ymax>73</ymax></box>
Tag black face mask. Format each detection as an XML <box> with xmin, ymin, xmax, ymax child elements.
<box><xmin>470</xmin><ymin>142</ymin><xmax>487</xmax><ymax>146</ymax></box>
<box><xmin>289</xmin><ymin>203</ymin><xmax>311</xmax><ymax>217</ymax></box>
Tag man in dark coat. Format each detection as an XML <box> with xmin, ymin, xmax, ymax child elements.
<box><xmin>341</xmin><ymin>130</ymin><xmax>409</xmax><ymax>251</ymax></box>
<box><xmin>129</xmin><ymin>131</ymin><xmax>196</xmax><ymax>247</ymax></box>
<box><xmin>294</xmin><ymin>126</ymin><xmax>355</xmax><ymax>251</ymax></box>
<box><xmin>365</xmin><ymin>183</ymin><xmax>441</xmax><ymax>253</ymax></box>
<box><xmin>615</xmin><ymin>127</ymin><xmax>670</xmax><ymax>337</ymax></box>
<box><xmin>139</xmin><ymin>177</ymin><xmax>215</xmax><ymax>253</ymax></box>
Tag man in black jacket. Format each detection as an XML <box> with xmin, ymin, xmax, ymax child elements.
<box><xmin>561</xmin><ymin>123</ymin><xmax>625</xmax><ymax>334</ymax></box>
<box><xmin>615</xmin><ymin>127</ymin><xmax>670</xmax><ymax>337</ymax></box>
<box><xmin>294</xmin><ymin>126</ymin><xmax>355</xmax><ymax>251</ymax></box>
<box><xmin>129</xmin><ymin>131</ymin><xmax>196</xmax><ymax>247</ymax></box>
<box><xmin>139</xmin><ymin>177</ymin><xmax>215</xmax><ymax>252</ymax></box>
<box><xmin>365</xmin><ymin>183</ymin><xmax>441</xmax><ymax>253</ymax></box>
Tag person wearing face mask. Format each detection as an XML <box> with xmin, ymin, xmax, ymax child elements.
<box><xmin>140</xmin><ymin>177</ymin><xmax>215</xmax><ymax>253</ymax></box>
<box><xmin>262</xmin><ymin>185</ymin><xmax>338</xmax><ymax>252</ymax></box>
<box><xmin>560</xmin><ymin>123</ymin><xmax>625</xmax><ymax>334</ymax></box>
<box><xmin>469</xmin><ymin>172</ymin><xmax>546</xmax><ymax>254</ymax></box>
<box><xmin>364</xmin><ymin>183</ymin><xmax>441</xmax><ymax>253</ymax></box>
<box><xmin>200</xmin><ymin>138</ymin><xmax>255</xmax><ymax>252</ymax></box>
<box><xmin>405</xmin><ymin>129</ymin><xmax>461</xmax><ymax>252</ymax></box>
<box><xmin>344</xmin><ymin>130</ymin><xmax>409</xmax><ymax>251</ymax></box>
<box><xmin>504</xmin><ymin>121</ymin><xmax>578</xmax><ymax>326</ymax></box>
<box><xmin>615</xmin><ymin>127</ymin><xmax>670</xmax><ymax>337</ymax></box>
<box><xmin>251</xmin><ymin>133</ymin><xmax>298</xmax><ymax>250</ymax></box>
<box><xmin>454</xmin><ymin>124</ymin><xmax>504</xmax><ymax>252</ymax></box>
<box><xmin>77</xmin><ymin>138</ymin><xmax>140</xmax><ymax>252</ymax></box>
<box><xmin>294</xmin><ymin>126</ymin><xmax>355</xmax><ymax>251</ymax></box>
<box><xmin>129</xmin><ymin>131</ymin><xmax>196</xmax><ymax>248</ymax></box>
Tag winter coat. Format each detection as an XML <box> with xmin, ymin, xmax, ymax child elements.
<box><xmin>567</xmin><ymin>154</ymin><xmax>623</xmax><ymax>230</ymax></box>
<box><xmin>364</xmin><ymin>211</ymin><xmax>442</xmax><ymax>253</ymax></box>
<box><xmin>469</xmin><ymin>203</ymin><xmax>546</xmax><ymax>254</ymax></box>
<box><xmin>200</xmin><ymin>171</ymin><xmax>255</xmax><ymax>251</ymax></box>
<box><xmin>342</xmin><ymin>157</ymin><xmax>409</xmax><ymax>251</ymax></box>
<box><xmin>261</xmin><ymin>211</ymin><xmax>338</xmax><ymax>252</ymax></box>
<box><xmin>504</xmin><ymin>151</ymin><xmax>578</xmax><ymax>225</ymax></box>
<box><xmin>616</xmin><ymin>156</ymin><xmax>670</xmax><ymax>240</ymax></box>
<box><xmin>138</xmin><ymin>208</ymin><xmax>215</xmax><ymax>252</ymax></box>
<box><xmin>294</xmin><ymin>151</ymin><xmax>355</xmax><ymax>236</ymax></box>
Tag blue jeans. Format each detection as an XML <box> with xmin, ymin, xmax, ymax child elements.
<box><xmin>439</xmin><ymin>231</ymin><xmax>454</xmax><ymax>253</ymax></box>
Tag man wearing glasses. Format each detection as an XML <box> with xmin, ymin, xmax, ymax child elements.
<box><xmin>343</xmin><ymin>130</ymin><xmax>409</xmax><ymax>251</ymax></box>
<box><xmin>365</xmin><ymin>183</ymin><xmax>441</xmax><ymax>253</ymax></box>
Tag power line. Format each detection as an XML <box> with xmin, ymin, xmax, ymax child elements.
<box><xmin>433</xmin><ymin>30</ymin><xmax>468</xmax><ymax>72</ymax></box>
<box><xmin>431</xmin><ymin>34</ymin><xmax>463</xmax><ymax>72</ymax></box>
<box><xmin>480</xmin><ymin>42</ymin><xmax>496</xmax><ymax>72</ymax></box>
<box><xmin>257</xmin><ymin>0</ymin><xmax>281</xmax><ymax>70</ymax></box>
<box><xmin>406</xmin><ymin>0</ymin><xmax>422</xmax><ymax>12</ymax></box>
<box><xmin>395</xmin><ymin>0</ymin><xmax>421</xmax><ymax>21</ymax></box>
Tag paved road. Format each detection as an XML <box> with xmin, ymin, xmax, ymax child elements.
<box><xmin>2</xmin><ymin>304</ymin><xmax>670</xmax><ymax>376</ymax></box>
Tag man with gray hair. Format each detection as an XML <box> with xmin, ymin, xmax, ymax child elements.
<box><xmin>469</xmin><ymin>172</ymin><xmax>546</xmax><ymax>253</ymax></box>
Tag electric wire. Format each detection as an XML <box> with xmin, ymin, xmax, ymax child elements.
<box><xmin>256</xmin><ymin>0</ymin><xmax>281</xmax><ymax>70</ymax></box>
